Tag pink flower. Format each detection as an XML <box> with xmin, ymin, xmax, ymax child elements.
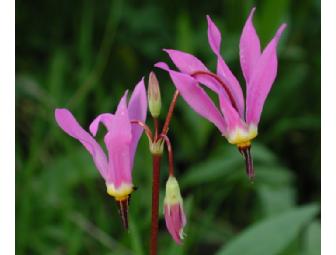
<box><xmin>55</xmin><ymin>79</ymin><xmax>147</xmax><ymax>227</ymax></box>
<box><xmin>163</xmin><ymin>176</ymin><xmax>186</xmax><ymax>244</ymax></box>
<box><xmin>155</xmin><ymin>8</ymin><xmax>286</xmax><ymax>179</ymax></box>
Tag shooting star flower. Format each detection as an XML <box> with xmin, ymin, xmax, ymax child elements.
<box><xmin>55</xmin><ymin>79</ymin><xmax>147</xmax><ymax>228</ymax></box>
<box><xmin>155</xmin><ymin>8</ymin><xmax>286</xmax><ymax>180</ymax></box>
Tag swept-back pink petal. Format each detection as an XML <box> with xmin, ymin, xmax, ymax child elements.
<box><xmin>218</xmin><ymin>87</ymin><xmax>246</xmax><ymax>133</ymax></box>
<box><xmin>89</xmin><ymin>113</ymin><xmax>114</xmax><ymax>136</ymax></box>
<box><xmin>155</xmin><ymin>62</ymin><xmax>227</xmax><ymax>134</ymax></box>
<box><xmin>55</xmin><ymin>108</ymin><xmax>108</xmax><ymax>179</ymax></box>
<box><xmin>207</xmin><ymin>16</ymin><xmax>245</xmax><ymax>117</ymax></box>
<box><xmin>239</xmin><ymin>7</ymin><xmax>261</xmax><ymax>83</ymax></box>
<box><xmin>128</xmin><ymin>78</ymin><xmax>147</xmax><ymax>164</ymax></box>
<box><xmin>246</xmin><ymin>24</ymin><xmax>287</xmax><ymax>125</ymax></box>
<box><xmin>216</xmin><ymin>58</ymin><xmax>245</xmax><ymax>117</ymax></box>
<box><xmin>104</xmin><ymin>93</ymin><xmax>132</xmax><ymax>186</ymax></box>
<box><xmin>206</xmin><ymin>15</ymin><xmax>222</xmax><ymax>55</ymax></box>
<box><xmin>163</xmin><ymin>49</ymin><xmax>244</xmax><ymax>117</ymax></box>
<box><xmin>164</xmin><ymin>204</ymin><xmax>187</xmax><ymax>244</ymax></box>
<box><xmin>164</xmin><ymin>49</ymin><xmax>208</xmax><ymax>74</ymax></box>
<box><xmin>163</xmin><ymin>49</ymin><xmax>220</xmax><ymax>93</ymax></box>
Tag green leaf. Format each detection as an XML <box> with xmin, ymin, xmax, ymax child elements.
<box><xmin>251</xmin><ymin>143</ymin><xmax>278</xmax><ymax>164</ymax></box>
<box><xmin>129</xmin><ymin>214</ymin><xmax>145</xmax><ymax>255</ymax></box>
<box><xmin>215</xmin><ymin>204</ymin><xmax>319</xmax><ymax>255</ymax></box>
<box><xmin>181</xmin><ymin>143</ymin><xmax>281</xmax><ymax>188</ymax></box>
<box><xmin>257</xmin><ymin>185</ymin><xmax>296</xmax><ymax>216</ymax></box>
<box><xmin>181</xmin><ymin>156</ymin><xmax>240</xmax><ymax>188</ymax></box>
<box><xmin>255</xmin><ymin>166</ymin><xmax>294</xmax><ymax>187</ymax></box>
<box><xmin>302</xmin><ymin>221</ymin><xmax>321</xmax><ymax>255</ymax></box>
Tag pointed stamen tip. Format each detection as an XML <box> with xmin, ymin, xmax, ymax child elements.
<box><xmin>237</xmin><ymin>144</ymin><xmax>255</xmax><ymax>181</ymax></box>
<box><xmin>115</xmin><ymin>197</ymin><xmax>130</xmax><ymax>230</ymax></box>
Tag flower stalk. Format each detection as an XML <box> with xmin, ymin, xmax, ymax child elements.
<box><xmin>162</xmin><ymin>90</ymin><xmax>179</xmax><ymax>136</ymax></box>
<box><xmin>146</xmin><ymin>72</ymin><xmax>182</xmax><ymax>254</ymax></box>
<box><xmin>150</xmin><ymin>154</ymin><xmax>161</xmax><ymax>255</ymax></box>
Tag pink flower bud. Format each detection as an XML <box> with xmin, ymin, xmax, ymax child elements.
<box><xmin>163</xmin><ymin>176</ymin><xmax>186</xmax><ymax>244</ymax></box>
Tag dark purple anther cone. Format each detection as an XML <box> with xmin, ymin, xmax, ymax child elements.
<box><xmin>238</xmin><ymin>145</ymin><xmax>255</xmax><ymax>182</ymax></box>
<box><xmin>116</xmin><ymin>197</ymin><xmax>130</xmax><ymax>230</ymax></box>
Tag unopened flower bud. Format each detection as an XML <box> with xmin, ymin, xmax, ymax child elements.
<box><xmin>148</xmin><ymin>71</ymin><xmax>161</xmax><ymax>118</ymax></box>
<box><xmin>164</xmin><ymin>176</ymin><xmax>186</xmax><ymax>244</ymax></box>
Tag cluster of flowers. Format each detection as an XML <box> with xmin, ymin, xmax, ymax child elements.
<box><xmin>55</xmin><ymin>8</ymin><xmax>286</xmax><ymax>244</ymax></box>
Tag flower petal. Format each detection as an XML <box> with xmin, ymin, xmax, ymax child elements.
<box><xmin>89</xmin><ymin>113</ymin><xmax>114</xmax><ymax>137</ymax></box>
<box><xmin>218</xmin><ymin>87</ymin><xmax>246</xmax><ymax>134</ymax></box>
<box><xmin>216</xmin><ymin>57</ymin><xmax>245</xmax><ymax>117</ymax></box>
<box><xmin>116</xmin><ymin>91</ymin><xmax>129</xmax><ymax>116</ymax></box>
<box><xmin>164</xmin><ymin>204</ymin><xmax>187</xmax><ymax>244</ymax></box>
<box><xmin>239</xmin><ymin>7</ymin><xmax>261</xmax><ymax>83</ymax></box>
<box><xmin>206</xmin><ymin>15</ymin><xmax>222</xmax><ymax>55</ymax></box>
<box><xmin>163</xmin><ymin>49</ymin><xmax>221</xmax><ymax>93</ymax></box>
<box><xmin>207</xmin><ymin>16</ymin><xmax>245</xmax><ymax>117</ymax></box>
<box><xmin>128</xmin><ymin>78</ymin><xmax>147</xmax><ymax>164</ymax></box>
<box><xmin>246</xmin><ymin>24</ymin><xmax>287</xmax><ymax>125</ymax></box>
<box><xmin>104</xmin><ymin>94</ymin><xmax>133</xmax><ymax>186</ymax></box>
<box><xmin>163</xmin><ymin>49</ymin><xmax>208</xmax><ymax>74</ymax></box>
<box><xmin>55</xmin><ymin>108</ymin><xmax>108</xmax><ymax>179</ymax></box>
<box><xmin>155</xmin><ymin>62</ymin><xmax>227</xmax><ymax>134</ymax></box>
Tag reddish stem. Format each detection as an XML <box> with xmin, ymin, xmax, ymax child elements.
<box><xmin>154</xmin><ymin>118</ymin><xmax>159</xmax><ymax>141</ymax></box>
<box><xmin>159</xmin><ymin>134</ymin><xmax>174</xmax><ymax>176</ymax></box>
<box><xmin>150</xmin><ymin>155</ymin><xmax>161</xmax><ymax>255</ymax></box>
<box><xmin>130</xmin><ymin>120</ymin><xmax>153</xmax><ymax>142</ymax></box>
<box><xmin>191</xmin><ymin>70</ymin><xmax>239</xmax><ymax>113</ymax></box>
<box><xmin>149</xmin><ymin>89</ymin><xmax>179</xmax><ymax>255</ymax></box>
<box><xmin>162</xmin><ymin>90</ymin><xmax>179</xmax><ymax>136</ymax></box>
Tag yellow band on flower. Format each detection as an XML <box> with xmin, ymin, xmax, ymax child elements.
<box><xmin>237</xmin><ymin>140</ymin><xmax>251</xmax><ymax>148</ymax></box>
<box><xmin>106</xmin><ymin>182</ymin><xmax>134</xmax><ymax>201</ymax></box>
<box><xmin>227</xmin><ymin>125</ymin><xmax>258</xmax><ymax>145</ymax></box>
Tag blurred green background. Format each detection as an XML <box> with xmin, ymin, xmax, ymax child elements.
<box><xmin>16</xmin><ymin>0</ymin><xmax>320</xmax><ymax>254</ymax></box>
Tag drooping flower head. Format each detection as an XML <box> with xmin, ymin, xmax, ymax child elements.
<box><xmin>163</xmin><ymin>176</ymin><xmax>186</xmax><ymax>244</ymax></box>
<box><xmin>55</xmin><ymin>79</ymin><xmax>147</xmax><ymax>228</ymax></box>
<box><xmin>155</xmin><ymin>8</ymin><xmax>286</xmax><ymax>180</ymax></box>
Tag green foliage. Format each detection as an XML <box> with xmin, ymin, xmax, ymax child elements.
<box><xmin>303</xmin><ymin>221</ymin><xmax>321</xmax><ymax>255</ymax></box>
<box><xmin>16</xmin><ymin>0</ymin><xmax>320</xmax><ymax>254</ymax></box>
<box><xmin>215</xmin><ymin>204</ymin><xmax>319</xmax><ymax>255</ymax></box>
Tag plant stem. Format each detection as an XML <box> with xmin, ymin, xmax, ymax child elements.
<box><xmin>154</xmin><ymin>118</ymin><xmax>159</xmax><ymax>141</ymax></box>
<box><xmin>130</xmin><ymin>120</ymin><xmax>153</xmax><ymax>141</ymax></box>
<box><xmin>162</xmin><ymin>90</ymin><xmax>179</xmax><ymax>136</ymax></box>
<box><xmin>150</xmin><ymin>155</ymin><xmax>161</xmax><ymax>255</ymax></box>
<box><xmin>159</xmin><ymin>134</ymin><xmax>174</xmax><ymax>176</ymax></box>
<box><xmin>149</xmin><ymin>90</ymin><xmax>179</xmax><ymax>254</ymax></box>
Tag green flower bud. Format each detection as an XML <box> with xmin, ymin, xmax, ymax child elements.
<box><xmin>148</xmin><ymin>71</ymin><xmax>161</xmax><ymax>118</ymax></box>
<box><xmin>164</xmin><ymin>176</ymin><xmax>183</xmax><ymax>206</ymax></box>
